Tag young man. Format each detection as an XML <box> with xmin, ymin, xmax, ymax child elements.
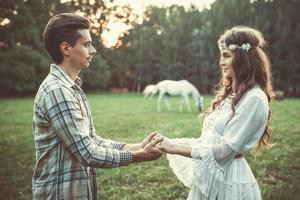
<box><xmin>32</xmin><ymin>13</ymin><xmax>163</xmax><ymax>199</ymax></box>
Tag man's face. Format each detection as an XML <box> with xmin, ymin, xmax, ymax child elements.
<box><xmin>68</xmin><ymin>29</ymin><xmax>97</xmax><ymax>69</ymax></box>
<box><xmin>219</xmin><ymin>49</ymin><xmax>235</xmax><ymax>80</ymax></box>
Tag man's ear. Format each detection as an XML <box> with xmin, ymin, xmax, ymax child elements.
<box><xmin>60</xmin><ymin>42</ymin><xmax>71</xmax><ymax>57</ymax></box>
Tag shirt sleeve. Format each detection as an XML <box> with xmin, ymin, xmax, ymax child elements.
<box><xmin>93</xmin><ymin>134</ymin><xmax>127</xmax><ymax>150</ymax></box>
<box><xmin>44</xmin><ymin>87</ymin><xmax>132</xmax><ymax>168</ymax></box>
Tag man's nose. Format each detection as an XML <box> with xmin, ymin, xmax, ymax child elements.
<box><xmin>90</xmin><ymin>45</ymin><xmax>97</xmax><ymax>55</ymax></box>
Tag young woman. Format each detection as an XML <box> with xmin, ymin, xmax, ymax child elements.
<box><xmin>157</xmin><ymin>26</ymin><xmax>273</xmax><ymax>200</ymax></box>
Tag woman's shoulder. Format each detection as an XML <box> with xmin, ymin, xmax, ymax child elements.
<box><xmin>246</xmin><ymin>85</ymin><xmax>267</xmax><ymax>100</ymax></box>
<box><xmin>239</xmin><ymin>85</ymin><xmax>268</xmax><ymax>109</ymax></box>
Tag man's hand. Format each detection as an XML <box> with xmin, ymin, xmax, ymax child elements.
<box><xmin>132</xmin><ymin>136</ymin><xmax>164</xmax><ymax>162</ymax></box>
<box><xmin>143</xmin><ymin>135</ymin><xmax>164</xmax><ymax>155</ymax></box>
<box><xmin>122</xmin><ymin>131</ymin><xmax>158</xmax><ymax>151</ymax></box>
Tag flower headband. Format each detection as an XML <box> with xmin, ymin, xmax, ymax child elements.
<box><xmin>218</xmin><ymin>42</ymin><xmax>251</xmax><ymax>52</ymax></box>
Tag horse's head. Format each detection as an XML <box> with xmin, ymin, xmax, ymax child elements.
<box><xmin>152</xmin><ymin>85</ymin><xmax>159</xmax><ymax>95</ymax></box>
<box><xmin>197</xmin><ymin>96</ymin><xmax>204</xmax><ymax>111</ymax></box>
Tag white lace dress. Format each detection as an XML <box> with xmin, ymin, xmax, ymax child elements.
<box><xmin>167</xmin><ymin>86</ymin><xmax>269</xmax><ymax>200</ymax></box>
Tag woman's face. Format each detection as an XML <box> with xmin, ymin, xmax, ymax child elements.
<box><xmin>219</xmin><ymin>49</ymin><xmax>235</xmax><ymax>80</ymax></box>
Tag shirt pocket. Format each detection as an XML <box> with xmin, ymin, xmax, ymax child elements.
<box><xmin>72</xmin><ymin>93</ymin><xmax>90</xmax><ymax>133</ymax></box>
<box><xmin>74</xmin><ymin>93</ymin><xmax>88</xmax><ymax>118</ymax></box>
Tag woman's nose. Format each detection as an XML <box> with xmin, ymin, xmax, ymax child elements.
<box><xmin>219</xmin><ymin>59</ymin><xmax>225</xmax><ymax>67</ymax></box>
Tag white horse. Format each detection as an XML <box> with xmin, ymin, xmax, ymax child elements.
<box><xmin>142</xmin><ymin>84</ymin><xmax>158</xmax><ymax>99</ymax></box>
<box><xmin>156</xmin><ymin>80</ymin><xmax>204</xmax><ymax>112</ymax></box>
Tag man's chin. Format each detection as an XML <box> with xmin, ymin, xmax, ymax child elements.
<box><xmin>82</xmin><ymin>63</ymin><xmax>90</xmax><ymax>69</ymax></box>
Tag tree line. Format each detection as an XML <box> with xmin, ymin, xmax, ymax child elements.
<box><xmin>0</xmin><ymin>0</ymin><xmax>299</xmax><ymax>97</ymax></box>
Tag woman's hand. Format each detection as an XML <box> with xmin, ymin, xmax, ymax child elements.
<box><xmin>154</xmin><ymin>135</ymin><xmax>192</xmax><ymax>157</ymax></box>
<box><xmin>156</xmin><ymin>136</ymin><xmax>177</xmax><ymax>154</ymax></box>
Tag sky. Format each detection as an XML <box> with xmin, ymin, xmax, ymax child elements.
<box><xmin>114</xmin><ymin>0</ymin><xmax>215</xmax><ymax>15</ymax></box>
<box><xmin>101</xmin><ymin>0</ymin><xmax>215</xmax><ymax>47</ymax></box>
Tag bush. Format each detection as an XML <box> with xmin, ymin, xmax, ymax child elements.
<box><xmin>0</xmin><ymin>45</ymin><xmax>49</xmax><ymax>97</ymax></box>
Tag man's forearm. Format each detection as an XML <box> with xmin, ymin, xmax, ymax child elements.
<box><xmin>131</xmin><ymin>150</ymin><xmax>148</xmax><ymax>162</ymax></box>
<box><xmin>122</xmin><ymin>143</ymin><xmax>142</xmax><ymax>151</ymax></box>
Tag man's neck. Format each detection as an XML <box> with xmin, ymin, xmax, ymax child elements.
<box><xmin>58</xmin><ymin>61</ymin><xmax>80</xmax><ymax>81</ymax></box>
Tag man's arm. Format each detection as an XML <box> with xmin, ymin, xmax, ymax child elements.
<box><xmin>45</xmin><ymin>88</ymin><xmax>132</xmax><ymax>168</ymax></box>
<box><xmin>93</xmin><ymin>131</ymin><xmax>158</xmax><ymax>151</ymax></box>
<box><xmin>45</xmin><ymin>88</ymin><xmax>162</xmax><ymax>167</ymax></box>
<box><xmin>93</xmin><ymin>133</ymin><xmax>127</xmax><ymax>149</ymax></box>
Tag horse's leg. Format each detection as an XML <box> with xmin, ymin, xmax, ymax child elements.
<box><xmin>183</xmin><ymin>94</ymin><xmax>192</xmax><ymax>111</ymax></box>
<box><xmin>179</xmin><ymin>98</ymin><xmax>184</xmax><ymax>112</ymax></box>
<box><xmin>164</xmin><ymin>96</ymin><xmax>172</xmax><ymax>111</ymax></box>
<box><xmin>149</xmin><ymin>92</ymin><xmax>154</xmax><ymax>100</ymax></box>
<box><xmin>144</xmin><ymin>93</ymin><xmax>148</xmax><ymax>99</ymax></box>
<box><xmin>157</xmin><ymin>92</ymin><xmax>163</xmax><ymax>112</ymax></box>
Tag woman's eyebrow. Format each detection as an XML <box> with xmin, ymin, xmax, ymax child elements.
<box><xmin>223</xmin><ymin>51</ymin><xmax>231</xmax><ymax>56</ymax></box>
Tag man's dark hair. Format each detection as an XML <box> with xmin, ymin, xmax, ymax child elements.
<box><xmin>43</xmin><ymin>13</ymin><xmax>90</xmax><ymax>64</ymax></box>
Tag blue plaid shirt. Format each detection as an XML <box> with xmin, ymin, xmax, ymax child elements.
<box><xmin>32</xmin><ymin>64</ymin><xmax>132</xmax><ymax>199</ymax></box>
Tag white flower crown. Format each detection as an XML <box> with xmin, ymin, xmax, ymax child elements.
<box><xmin>218</xmin><ymin>42</ymin><xmax>252</xmax><ymax>52</ymax></box>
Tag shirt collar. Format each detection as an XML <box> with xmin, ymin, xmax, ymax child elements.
<box><xmin>50</xmin><ymin>64</ymin><xmax>83</xmax><ymax>88</ymax></box>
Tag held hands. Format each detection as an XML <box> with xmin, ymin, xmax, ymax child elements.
<box><xmin>132</xmin><ymin>132</ymin><xmax>164</xmax><ymax>162</ymax></box>
<box><xmin>151</xmin><ymin>134</ymin><xmax>177</xmax><ymax>154</ymax></box>
<box><xmin>146</xmin><ymin>133</ymin><xmax>191</xmax><ymax>157</ymax></box>
<box><xmin>140</xmin><ymin>131</ymin><xmax>159</xmax><ymax>148</ymax></box>
<box><xmin>143</xmin><ymin>135</ymin><xmax>164</xmax><ymax>159</ymax></box>
<box><xmin>132</xmin><ymin>131</ymin><xmax>179</xmax><ymax>163</ymax></box>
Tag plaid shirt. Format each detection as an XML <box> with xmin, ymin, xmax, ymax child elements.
<box><xmin>32</xmin><ymin>64</ymin><xmax>132</xmax><ymax>200</ymax></box>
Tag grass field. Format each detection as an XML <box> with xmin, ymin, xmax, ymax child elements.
<box><xmin>0</xmin><ymin>93</ymin><xmax>299</xmax><ymax>200</ymax></box>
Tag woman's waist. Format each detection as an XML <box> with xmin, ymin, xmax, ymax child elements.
<box><xmin>234</xmin><ymin>153</ymin><xmax>243</xmax><ymax>159</ymax></box>
<box><xmin>223</xmin><ymin>158</ymin><xmax>257</xmax><ymax>183</ymax></box>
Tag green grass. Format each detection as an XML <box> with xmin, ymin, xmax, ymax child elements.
<box><xmin>0</xmin><ymin>94</ymin><xmax>299</xmax><ymax>199</ymax></box>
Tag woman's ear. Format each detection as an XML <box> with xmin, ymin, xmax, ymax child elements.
<box><xmin>60</xmin><ymin>42</ymin><xmax>71</xmax><ymax>57</ymax></box>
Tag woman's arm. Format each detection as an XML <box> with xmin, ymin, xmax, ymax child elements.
<box><xmin>157</xmin><ymin>137</ymin><xmax>192</xmax><ymax>157</ymax></box>
<box><xmin>159</xmin><ymin>93</ymin><xmax>269</xmax><ymax>166</ymax></box>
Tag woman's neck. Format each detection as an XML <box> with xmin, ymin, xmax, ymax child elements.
<box><xmin>231</xmin><ymin>79</ymin><xmax>237</xmax><ymax>93</ymax></box>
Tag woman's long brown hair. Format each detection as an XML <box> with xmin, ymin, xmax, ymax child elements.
<box><xmin>202</xmin><ymin>26</ymin><xmax>274</xmax><ymax>153</ymax></box>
